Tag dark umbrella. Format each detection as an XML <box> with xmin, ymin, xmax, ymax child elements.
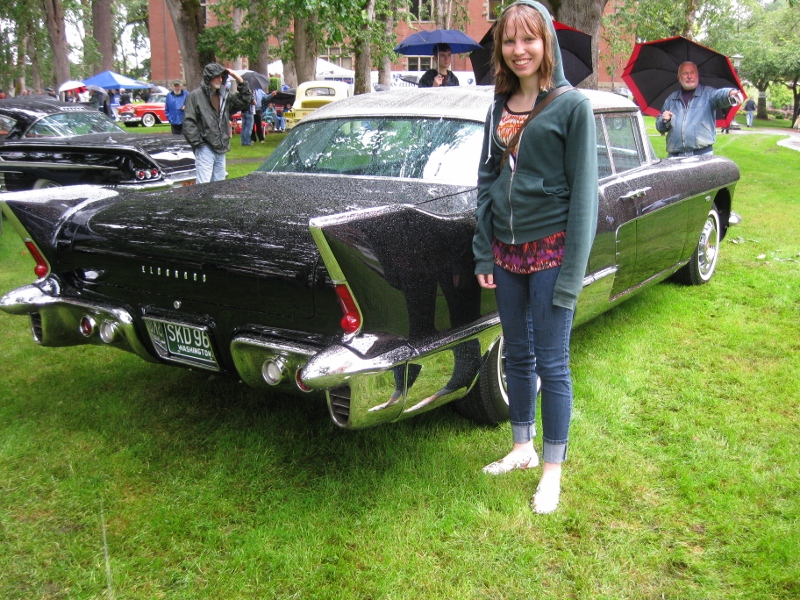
<box><xmin>86</xmin><ymin>84</ymin><xmax>108</xmax><ymax>96</ymax></box>
<box><xmin>622</xmin><ymin>36</ymin><xmax>745</xmax><ymax>128</ymax></box>
<box><xmin>235</xmin><ymin>69</ymin><xmax>271</xmax><ymax>92</ymax></box>
<box><xmin>394</xmin><ymin>29</ymin><xmax>482</xmax><ymax>55</ymax></box>
<box><xmin>469</xmin><ymin>21</ymin><xmax>592</xmax><ymax>87</ymax></box>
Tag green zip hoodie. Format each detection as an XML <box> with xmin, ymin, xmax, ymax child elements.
<box><xmin>472</xmin><ymin>0</ymin><xmax>598</xmax><ymax>311</ymax></box>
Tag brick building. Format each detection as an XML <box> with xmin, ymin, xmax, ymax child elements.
<box><xmin>148</xmin><ymin>0</ymin><xmax>624</xmax><ymax>89</ymax></box>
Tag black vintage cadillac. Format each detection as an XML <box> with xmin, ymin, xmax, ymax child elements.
<box><xmin>0</xmin><ymin>87</ymin><xmax>739</xmax><ymax>429</ymax></box>
<box><xmin>0</xmin><ymin>97</ymin><xmax>195</xmax><ymax>191</ymax></box>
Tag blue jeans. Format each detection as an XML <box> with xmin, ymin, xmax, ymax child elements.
<box><xmin>493</xmin><ymin>265</ymin><xmax>574</xmax><ymax>463</ymax></box>
<box><xmin>194</xmin><ymin>144</ymin><xmax>226</xmax><ymax>183</ymax></box>
<box><xmin>240</xmin><ymin>111</ymin><xmax>254</xmax><ymax>145</ymax></box>
<box><xmin>746</xmin><ymin>111</ymin><xmax>754</xmax><ymax>127</ymax></box>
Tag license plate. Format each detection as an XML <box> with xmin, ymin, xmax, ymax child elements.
<box><xmin>144</xmin><ymin>318</ymin><xmax>219</xmax><ymax>371</ymax></box>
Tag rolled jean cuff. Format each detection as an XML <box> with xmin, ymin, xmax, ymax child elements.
<box><xmin>543</xmin><ymin>442</ymin><xmax>567</xmax><ymax>464</ymax></box>
<box><xmin>511</xmin><ymin>423</ymin><xmax>535</xmax><ymax>445</ymax></box>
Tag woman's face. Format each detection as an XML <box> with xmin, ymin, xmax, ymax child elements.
<box><xmin>501</xmin><ymin>20</ymin><xmax>544</xmax><ymax>81</ymax></box>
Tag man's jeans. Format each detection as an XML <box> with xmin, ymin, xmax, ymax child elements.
<box><xmin>240</xmin><ymin>111</ymin><xmax>254</xmax><ymax>146</ymax></box>
<box><xmin>493</xmin><ymin>265</ymin><xmax>574</xmax><ymax>464</ymax></box>
<box><xmin>746</xmin><ymin>111</ymin><xmax>754</xmax><ymax>127</ymax></box>
<box><xmin>194</xmin><ymin>144</ymin><xmax>226</xmax><ymax>183</ymax></box>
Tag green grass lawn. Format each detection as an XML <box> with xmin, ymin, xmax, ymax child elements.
<box><xmin>1</xmin><ymin>129</ymin><xmax>798</xmax><ymax>599</ymax></box>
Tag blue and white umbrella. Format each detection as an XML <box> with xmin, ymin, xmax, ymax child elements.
<box><xmin>394</xmin><ymin>29</ymin><xmax>482</xmax><ymax>55</ymax></box>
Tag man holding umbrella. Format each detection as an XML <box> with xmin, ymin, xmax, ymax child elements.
<box><xmin>418</xmin><ymin>43</ymin><xmax>460</xmax><ymax>87</ymax></box>
<box><xmin>656</xmin><ymin>61</ymin><xmax>742</xmax><ymax>157</ymax></box>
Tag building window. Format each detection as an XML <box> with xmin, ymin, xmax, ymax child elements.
<box><xmin>409</xmin><ymin>0</ymin><xmax>433</xmax><ymax>22</ymax></box>
<box><xmin>407</xmin><ymin>56</ymin><xmax>432</xmax><ymax>71</ymax></box>
<box><xmin>319</xmin><ymin>46</ymin><xmax>354</xmax><ymax>71</ymax></box>
<box><xmin>488</xmin><ymin>0</ymin><xmax>505</xmax><ymax>21</ymax></box>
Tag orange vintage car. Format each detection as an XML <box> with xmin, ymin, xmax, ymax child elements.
<box><xmin>118</xmin><ymin>93</ymin><xmax>168</xmax><ymax>128</ymax></box>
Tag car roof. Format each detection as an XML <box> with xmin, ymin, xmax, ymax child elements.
<box><xmin>304</xmin><ymin>86</ymin><xmax>638</xmax><ymax>124</ymax></box>
<box><xmin>0</xmin><ymin>97</ymin><xmax>101</xmax><ymax>127</ymax></box>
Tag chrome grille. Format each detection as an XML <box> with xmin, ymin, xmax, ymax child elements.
<box><xmin>328</xmin><ymin>386</ymin><xmax>351</xmax><ymax>426</ymax></box>
<box><xmin>30</xmin><ymin>312</ymin><xmax>43</xmax><ymax>343</ymax></box>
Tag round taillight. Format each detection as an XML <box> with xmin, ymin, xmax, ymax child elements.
<box><xmin>79</xmin><ymin>316</ymin><xmax>96</xmax><ymax>337</ymax></box>
<box><xmin>150</xmin><ymin>169</ymin><xmax>160</xmax><ymax>178</ymax></box>
<box><xmin>340</xmin><ymin>314</ymin><xmax>360</xmax><ymax>333</ymax></box>
<box><xmin>295</xmin><ymin>368</ymin><xmax>311</xmax><ymax>392</ymax></box>
<box><xmin>99</xmin><ymin>321</ymin><xmax>117</xmax><ymax>343</ymax></box>
<box><xmin>262</xmin><ymin>357</ymin><xmax>286</xmax><ymax>385</ymax></box>
<box><xmin>34</xmin><ymin>264</ymin><xmax>48</xmax><ymax>278</ymax></box>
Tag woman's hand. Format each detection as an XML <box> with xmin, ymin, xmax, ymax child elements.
<box><xmin>477</xmin><ymin>273</ymin><xmax>496</xmax><ymax>289</ymax></box>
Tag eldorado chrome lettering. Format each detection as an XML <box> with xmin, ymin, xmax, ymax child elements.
<box><xmin>141</xmin><ymin>265</ymin><xmax>206</xmax><ymax>282</ymax></box>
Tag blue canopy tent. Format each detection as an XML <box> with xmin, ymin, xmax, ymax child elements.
<box><xmin>83</xmin><ymin>70</ymin><xmax>151</xmax><ymax>90</ymax></box>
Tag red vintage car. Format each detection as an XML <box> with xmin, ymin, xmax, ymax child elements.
<box><xmin>118</xmin><ymin>93</ymin><xmax>167</xmax><ymax>128</ymax></box>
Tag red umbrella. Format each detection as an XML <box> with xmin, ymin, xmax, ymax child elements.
<box><xmin>622</xmin><ymin>36</ymin><xmax>745</xmax><ymax>128</ymax></box>
<box><xmin>470</xmin><ymin>20</ymin><xmax>592</xmax><ymax>87</ymax></box>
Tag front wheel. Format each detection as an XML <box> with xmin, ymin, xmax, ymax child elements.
<box><xmin>452</xmin><ymin>338</ymin><xmax>510</xmax><ymax>425</ymax></box>
<box><xmin>142</xmin><ymin>113</ymin><xmax>156</xmax><ymax>127</ymax></box>
<box><xmin>673</xmin><ymin>204</ymin><xmax>720</xmax><ymax>285</ymax></box>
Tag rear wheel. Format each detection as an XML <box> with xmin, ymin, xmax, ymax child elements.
<box><xmin>452</xmin><ymin>338</ymin><xmax>510</xmax><ymax>425</ymax></box>
<box><xmin>674</xmin><ymin>204</ymin><xmax>720</xmax><ymax>285</ymax></box>
<box><xmin>33</xmin><ymin>178</ymin><xmax>61</xmax><ymax>189</ymax></box>
<box><xmin>142</xmin><ymin>113</ymin><xmax>156</xmax><ymax>127</ymax></box>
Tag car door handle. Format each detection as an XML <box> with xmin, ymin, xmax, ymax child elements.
<box><xmin>620</xmin><ymin>187</ymin><xmax>651</xmax><ymax>200</ymax></box>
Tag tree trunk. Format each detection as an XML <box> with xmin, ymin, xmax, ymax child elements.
<box><xmin>164</xmin><ymin>0</ymin><xmax>214</xmax><ymax>90</ymax></box>
<box><xmin>41</xmin><ymin>0</ymin><xmax>71</xmax><ymax>88</ymax></box>
<box><xmin>93</xmin><ymin>0</ymin><xmax>115</xmax><ymax>72</ymax></box>
<box><xmin>26</xmin><ymin>34</ymin><xmax>42</xmax><ymax>92</ymax></box>
<box><xmin>682</xmin><ymin>0</ymin><xmax>698</xmax><ymax>40</ymax></box>
<box><xmin>756</xmin><ymin>85</ymin><xmax>769</xmax><ymax>119</ymax></box>
<box><xmin>353</xmin><ymin>0</ymin><xmax>376</xmax><ymax>95</ymax></box>
<box><xmin>379</xmin><ymin>5</ymin><xmax>395</xmax><ymax>87</ymax></box>
<box><xmin>293</xmin><ymin>16</ymin><xmax>317</xmax><ymax>83</ymax></box>
<box><xmin>15</xmin><ymin>32</ymin><xmax>28</xmax><ymax>95</ymax></box>
<box><xmin>556</xmin><ymin>0</ymin><xmax>609</xmax><ymax>89</ymax></box>
<box><xmin>255</xmin><ymin>40</ymin><xmax>270</xmax><ymax>76</ymax></box>
<box><xmin>232</xmin><ymin>7</ymin><xmax>243</xmax><ymax>70</ymax></box>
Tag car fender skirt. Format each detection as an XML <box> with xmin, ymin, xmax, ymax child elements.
<box><xmin>0</xmin><ymin>281</ymin><xmax>157</xmax><ymax>361</ymax></box>
<box><xmin>301</xmin><ymin>316</ymin><xmax>502</xmax><ymax>429</ymax></box>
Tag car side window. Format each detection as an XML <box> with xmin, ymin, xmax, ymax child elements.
<box><xmin>595</xmin><ymin>115</ymin><xmax>612</xmax><ymax>179</ymax></box>
<box><xmin>0</xmin><ymin>115</ymin><xmax>17</xmax><ymax>140</ymax></box>
<box><xmin>604</xmin><ymin>114</ymin><xmax>643</xmax><ymax>174</ymax></box>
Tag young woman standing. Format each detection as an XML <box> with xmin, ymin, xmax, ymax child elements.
<box><xmin>473</xmin><ymin>0</ymin><xmax>598</xmax><ymax>513</ymax></box>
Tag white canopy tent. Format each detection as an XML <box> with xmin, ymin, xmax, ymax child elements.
<box><xmin>266</xmin><ymin>58</ymin><xmax>354</xmax><ymax>79</ymax></box>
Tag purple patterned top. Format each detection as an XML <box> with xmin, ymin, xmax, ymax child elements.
<box><xmin>492</xmin><ymin>107</ymin><xmax>566</xmax><ymax>274</ymax></box>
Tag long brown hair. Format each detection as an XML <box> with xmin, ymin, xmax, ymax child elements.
<box><xmin>493</xmin><ymin>4</ymin><xmax>555</xmax><ymax>96</ymax></box>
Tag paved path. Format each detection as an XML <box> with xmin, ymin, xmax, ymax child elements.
<box><xmin>725</xmin><ymin>125</ymin><xmax>800</xmax><ymax>152</ymax></box>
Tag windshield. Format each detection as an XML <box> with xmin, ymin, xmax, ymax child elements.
<box><xmin>25</xmin><ymin>111</ymin><xmax>125</xmax><ymax>137</ymax></box>
<box><xmin>259</xmin><ymin>117</ymin><xmax>484</xmax><ymax>185</ymax></box>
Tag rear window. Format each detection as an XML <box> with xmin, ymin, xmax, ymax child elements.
<box><xmin>26</xmin><ymin>111</ymin><xmax>124</xmax><ymax>137</ymax></box>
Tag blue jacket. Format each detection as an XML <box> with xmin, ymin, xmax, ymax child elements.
<box><xmin>655</xmin><ymin>85</ymin><xmax>736</xmax><ymax>155</ymax></box>
<box><xmin>165</xmin><ymin>89</ymin><xmax>188</xmax><ymax>125</ymax></box>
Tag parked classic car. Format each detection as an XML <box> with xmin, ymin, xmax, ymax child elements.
<box><xmin>282</xmin><ymin>80</ymin><xmax>351</xmax><ymax>130</ymax></box>
<box><xmin>0</xmin><ymin>97</ymin><xmax>195</xmax><ymax>191</ymax></box>
<box><xmin>117</xmin><ymin>93</ymin><xmax>168</xmax><ymax>127</ymax></box>
<box><xmin>0</xmin><ymin>87</ymin><xmax>739</xmax><ymax>429</ymax></box>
